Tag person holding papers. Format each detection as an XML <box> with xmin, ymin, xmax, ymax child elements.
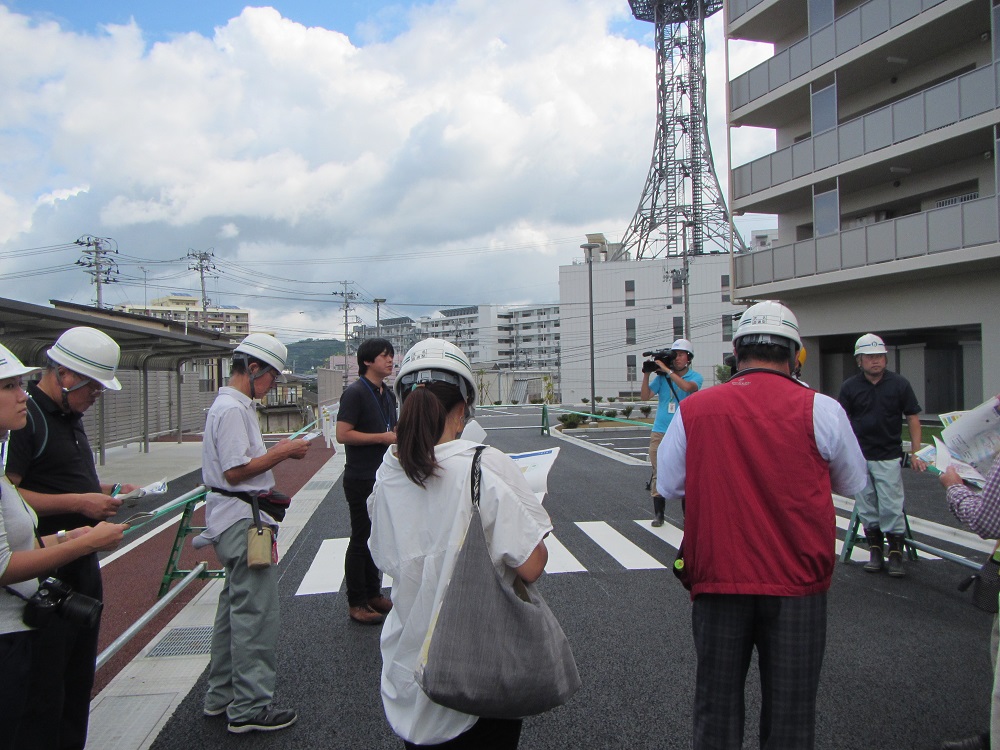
<box><xmin>368</xmin><ymin>339</ymin><xmax>551</xmax><ymax>748</ymax></box>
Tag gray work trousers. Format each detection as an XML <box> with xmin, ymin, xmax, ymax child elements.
<box><xmin>204</xmin><ymin>518</ymin><xmax>280</xmax><ymax>722</ymax></box>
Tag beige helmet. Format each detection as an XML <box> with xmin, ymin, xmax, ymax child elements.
<box><xmin>0</xmin><ymin>343</ymin><xmax>41</xmax><ymax>380</ymax></box>
<box><xmin>47</xmin><ymin>327</ymin><xmax>122</xmax><ymax>391</ymax></box>
<box><xmin>854</xmin><ymin>333</ymin><xmax>887</xmax><ymax>356</ymax></box>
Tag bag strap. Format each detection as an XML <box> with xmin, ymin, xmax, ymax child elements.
<box><xmin>250</xmin><ymin>492</ymin><xmax>264</xmax><ymax>535</ymax></box>
<box><xmin>470</xmin><ymin>446</ymin><xmax>486</xmax><ymax>508</ymax></box>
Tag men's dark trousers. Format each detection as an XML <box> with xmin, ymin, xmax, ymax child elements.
<box><xmin>692</xmin><ymin>592</ymin><xmax>827</xmax><ymax>750</ymax></box>
<box><xmin>15</xmin><ymin>553</ymin><xmax>102</xmax><ymax>750</ymax></box>
<box><xmin>343</xmin><ymin>475</ymin><xmax>383</xmax><ymax>606</ymax></box>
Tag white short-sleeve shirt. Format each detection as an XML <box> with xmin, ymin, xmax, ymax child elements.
<box><xmin>368</xmin><ymin>439</ymin><xmax>553</xmax><ymax>745</ymax></box>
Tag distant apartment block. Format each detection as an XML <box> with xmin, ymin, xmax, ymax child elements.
<box><xmin>116</xmin><ymin>293</ymin><xmax>250</xmax><ymax>342</ymax></box>
<box><xmin>727</xmin><ymin>0</ymin><xmax>1000</xmax><ymax>409</ymax></box>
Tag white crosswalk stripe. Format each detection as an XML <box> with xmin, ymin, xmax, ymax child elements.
<box><xmin>296</xmin><ymin>512</ymin><xmax>983</xmax><ymax>594</ymax></box>
<box><xmin>575</xmin><ymin>521</ymin><xmax>666</xmax><ymax>570</ymax></box>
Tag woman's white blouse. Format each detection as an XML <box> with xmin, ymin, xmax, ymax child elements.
<box><xmin>368</xmin><ymin>440</ymin><xmax>553</xmax><ymax>745</ymax></box>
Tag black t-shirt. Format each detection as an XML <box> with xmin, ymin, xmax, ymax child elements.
<box><xmin>337</xmin><ymin>376</ymin><xmax>397</xmax><ymax>481</ymax></box>
<box><xmin>6</xmin><ymin>383</ymin><xmax>103</xmax><ymax>535</ymax></box>
<box><xmin>838</xmin><ymin>370</ymin><xmax>921</xmax><ymax>461</ymax></box>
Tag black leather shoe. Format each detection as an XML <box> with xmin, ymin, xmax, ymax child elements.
<box><xmin>651</xmin><ymin>513</ymin><xmax>664</xmax><ymax>528</ymax></box>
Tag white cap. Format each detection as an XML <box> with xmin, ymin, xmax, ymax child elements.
<box><xmin>854</xmin><ymin>333</ymin><xmax>888</xmax><ymax>356</ymax></box>
<box><xmin>47</xmin><ymin>327</ymin><xmax>122</xmax><ymax>391</ymax></box>
<box><xmin>670</xmin><ymin>338</ymin><xmax>693</xmax><ymax>354</ymax></box>
<box><xmin>0</xmin><ymin>343</ymin><xmax>41</xmax><ymax>380</ymax></box>
<box><xmin>234</xmin><ymin>333</ymin><xmax>287</xmax><ymax>381</ymax></box>
<box><xmin>395</xmin><ymin>338</ymin><xmax>477</xmax><ymax>405</ymax></box>
<box><xmin>733</xmin><ymin>301</ymin><xmax>802</xmax><ymax>351</ymax></box>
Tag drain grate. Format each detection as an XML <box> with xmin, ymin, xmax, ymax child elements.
<box><xmin>147</xmin><ymin>626</ymin><xmax>214</xmax><ymax>658</ymax></box>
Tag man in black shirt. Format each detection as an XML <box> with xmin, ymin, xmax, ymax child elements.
<box><xmin>6</xmin><ymin>327</ymin><xmax>138</xmax><ymax>750</ymax></box>
<box><xmin>838</xmin><ymin>333</ymin><xmax>926</xmax><ymax>577</ymax></box>
<box><xmin>336</xmin><ymin>338</ymin><xmax>397</xmax><ymax>624</ymax></box>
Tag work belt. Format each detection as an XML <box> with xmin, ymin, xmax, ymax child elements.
<box><xmin>209</xmin><ymin>487</ymin><xmax>291</xmax><ymax>522</ymax></box>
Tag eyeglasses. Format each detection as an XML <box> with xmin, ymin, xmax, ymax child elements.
<box><xmin>61</xmin><ymin>370</ymin><xmax>105</xmax><ymax>394</ymax></box>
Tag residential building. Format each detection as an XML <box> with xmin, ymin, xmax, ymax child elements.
<box><xmin>116</xmin><ymin>293</ymin><xmax>250</xmax><ymax>342</ymax></box>
<box><xmin>727</xmin><ymin>0</ymin><xmax>1000</xmax><ymax>409</ymax></box>
<box><xmin>558</xmin><ymin>239</ymin><xmax>745</xmax><ymax>404</ymax></box>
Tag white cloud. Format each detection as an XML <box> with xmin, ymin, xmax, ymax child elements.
<box><xmin>0</xmin><ymin>0</ymin><xmax>762</xmax><ymax>336</ymax></box>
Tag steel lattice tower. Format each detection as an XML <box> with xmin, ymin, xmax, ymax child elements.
<box><xmin>617</xmin><ymin>0</ymin><xmax>744</xmax><ymax>260</ymax></box>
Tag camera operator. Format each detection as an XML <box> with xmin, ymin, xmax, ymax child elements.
<box><xmin>640</xmin><ymin>339</ymin><xmax>702</xmax><ymax>527</ymax></box>
<box><xmin>0</xmin><ymin>343</ymin><xmax>125</xmax><ymax>750</ymax></box>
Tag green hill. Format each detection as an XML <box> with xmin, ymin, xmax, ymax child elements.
<box><xmin>286</xmin><ymin>338</ymin><xmax>346</xmax><ymax>373</ymax></box>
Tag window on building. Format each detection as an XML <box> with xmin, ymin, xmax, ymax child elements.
<box><xmin>626</xmin><ymin>318</ymin><xmax>636</xmax><ymax>346</ymax></box>
<box><xmin>625</xmin><ymin>279</ymin><xmax>635</xmax><ymax>307</ymax></box>
<box><xmin>672</xmin><ymin>275</ymin><xmax>683</xmax><ymax>305</ymax></box>
<box><xmin>722</xmin><ymin>315</ymin><xmax>733</xmax><ymax>342</ymax></box>
<box><xmin>674</xmin><ymin>316</ymin><xmax>684</xmax><ymax>339</ymax></box>
<box><xmin>721</xmin><ymin>274</ymin><xmax>731</xmax><ymax>302</ymax></box>
<box><xmin>626</xmin><ymin>354</ymin><xmax>637</xmax><ymax>382</ymax></box>
<box><xmin>813</xmin><ymin>186</ymin><xmax>840</xmax><ymax>237</ymax></box>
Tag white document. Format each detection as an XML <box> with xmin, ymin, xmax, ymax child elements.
<box><xmin>941</xmin><ymin>395</ymin><xmax>1000</xmax><ymax>468</ymax></box>
<box><xmin>509</xmin><ymin>447</ymin><xmax>560</xmax><ymax>503</ymax></box>
<box><xmin>117</xmin><ymin>478</ymin><xmax>168</xmax><ymax>501</ymax></box>
<box><xmin>932</xmin><ymin>436</ymin><xmax>986</xmax><ymax>487</ymax></box>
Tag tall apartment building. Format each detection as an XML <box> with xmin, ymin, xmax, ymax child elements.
<box><xmin>727</xmin><ymin>0</ymin><xmax>1000</xmax><ymax>410</ymax></box>
<box><xmin>116</xmin><ymin>293</ymin><xmax>250</xmax><ymax>342</ymax></box>
<box><xmin>558</xmin><ymin>241</ymin><xmax>745</xmax><ymax>404</ymax></box>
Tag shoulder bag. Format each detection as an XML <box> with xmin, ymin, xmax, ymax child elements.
<box><xmin>416</xmin><ymin>446</ymin><xmax>581</xmax><ymax>719</ymax></box>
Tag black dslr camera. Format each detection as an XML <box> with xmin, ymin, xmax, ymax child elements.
<box><xmin>23</xmin><ymin>577</ymin><xmax>103</xmax><ymax>630</ymax></box>
<box><xmin>642</xmin><ymin>349</ymin><xmax>677</xmax><ymax>374</ymax></box>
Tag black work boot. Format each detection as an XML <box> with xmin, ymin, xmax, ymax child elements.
<box><xmin>651</xmin><ymin>495</ymin><xmax>666</xmax><ymax>527</ymax></box>
<box><xmin>863</xmin><ymin>527</ymin><xmax>884</xmax><ymax>573</ymax></box>
<box><xmin>886</xmin><ymin>533</ymin><xmax>906</xmax><ymax>577</ymax></box>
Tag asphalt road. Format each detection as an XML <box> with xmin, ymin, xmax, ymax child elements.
<box><xmin>147</xmin><ymin>407</ymin><xmax>994</xmax><ymax>750</ymax></box>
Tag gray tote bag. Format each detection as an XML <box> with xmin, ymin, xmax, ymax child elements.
<box><xmin>416</xmin><ymin>446</ymin><xmax>581</xmax><ymax>719</ymax></box>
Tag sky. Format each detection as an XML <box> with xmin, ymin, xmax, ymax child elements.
<box><xmin>0</xmin><ymin>1</ymin><xmax>773</xmax><ymax>342</ymax></box>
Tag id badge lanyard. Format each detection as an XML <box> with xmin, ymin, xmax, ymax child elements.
<box><xmin>361</xmin><ymin>379</ymin><xmax>396</xmax><ymax>432</ymax></box>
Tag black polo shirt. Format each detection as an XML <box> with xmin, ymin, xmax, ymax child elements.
<box><xmin>6</xmin><ymin>383</ymin><xmax>102</xmax><ymax>535</ymax></box>
<box><xmin>337</xmin><ymin>376</ymin><xmax>397</xmax><ymax>482</ymax></box>
<box><xmin>838</xmin><ymin>369</ymin><xmax>921</xmax><ymax>461</ymax></box>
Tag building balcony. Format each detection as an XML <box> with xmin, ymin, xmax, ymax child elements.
<box><xmin>730</xmin><ymin>0</ymin><xmax>967</xmax><ymax>120</ymax></box>
<box><xmin>733</xmin><ymin>62</ymin><xmax>1000</xmax><ymax>211</ymax></box>
<box><xmin>734</xmin><ymin>193</ymin><xmax>1000</xmax><ymax>295</ymax></box>
<box><xmin>728</xmin><ymin>0</ymin><xmax>805</xmax><ymax>43</ymax></box>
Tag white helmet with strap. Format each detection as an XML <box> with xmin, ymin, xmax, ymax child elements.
<box><xmin>854</xmin><ymin>333</ymin><xmax>888</xmax><ymax>356</ymax></box>
<box><xmin>733</xmin><ymin>301</ymin><xmax>801</xmax><ymax>357</ymax></box>
<box><xmin>47</xmin><ymin>327</ymin><xmax>122</xmax><ymax>391</ymax></box>
<box><xmin>234</xmin><ymin>333</ymin><xmax>287</xmax><ymax>378</ymax></box>
<box><xmin>395</xmin><ymin>338</ymin><xmax>477</xmax><ymax>407</ymax></box>
<box><xmin>0</xmin><ymin>343</ymin><xmax>41</xmax><ymax>380</ymax></box>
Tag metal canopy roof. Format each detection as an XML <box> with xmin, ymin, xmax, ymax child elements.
<box><xmin>0</xmin><ymin>297</ymin><xmax>236</xmax><ymax>370</ymax></box>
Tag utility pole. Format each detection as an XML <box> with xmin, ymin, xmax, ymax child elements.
<box><xmin>74</xmin><ymin>235</ymin><xmax>119</xmax><ymax>308</ymax></box>
<box><xmin>332</xmin><ymin>281</ymin><xmax>357</xmax><ymax>387</ymax></box>
<box><xmin>373</xmin><ymin>298</ymin><xmax>386</xmax><ymax>337</ymax></box>
<box><xmin>139</xmin><ymin>266</ymin><xmax>150</xmax><ymax>315</ymax></box>
<box><xmin>187</xmin><ymin>250</ymin><xmax>216</xmax><ymax>329</ymax></box>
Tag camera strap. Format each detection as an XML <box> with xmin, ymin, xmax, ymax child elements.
<box><xmin>665</xmin><ymin>376</ymin><xmax>681</xmax><ymax>404</ymax></box>
<box><xmin>3</xmin><ymin>586</ymin><xmax>30</xmax><ymax>601</ymax></box>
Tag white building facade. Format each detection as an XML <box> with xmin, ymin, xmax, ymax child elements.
<box><xmin>727</xmin><ymin>0</ymin><xmax>1000</xmax><ymax>409</ymax></box>
<box><xmin>558</xmin><ymin>246</ymin><xmax>745</xmax><ymax>404</ymax></box>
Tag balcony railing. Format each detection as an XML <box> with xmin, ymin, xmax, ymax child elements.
<box><xmin>730</xmin><ymin>0</ymin><xmax>947</xmax><ymax>111</ymax></box>
<box><xmin>734</xmin><ymin>63</ymin><xmax>999</xmax><ymax>201</ymax></box>
<box><xmin>729</xmin><ymin>0</ymin><xmax>769</xmax><ymax>24</ymax></box>
<box><xmin>734</xmin><ymin>194</ymin><xmax>999</xmax><ymax>289</ymax></box>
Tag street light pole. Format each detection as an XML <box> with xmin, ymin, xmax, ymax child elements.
<box><xmin>581</xmin><ymin>242</ymin><xmax>602</xmax><ymax>416</ymax></box>
<box><xmin>374</xmin><ymin>298</ymin><xmax>386</xmax><ymax>337</ymax></box>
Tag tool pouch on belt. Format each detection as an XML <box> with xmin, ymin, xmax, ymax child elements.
<box><xmin>246</xmin><ymin>493</ymin><xmax>274</xmax><ymax>570</ymax></box>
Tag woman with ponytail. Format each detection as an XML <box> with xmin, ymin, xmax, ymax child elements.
<box><xmin>367</xmin><ymin>339</ymin><xmax>551</xmax><ymax>749</ymax></box>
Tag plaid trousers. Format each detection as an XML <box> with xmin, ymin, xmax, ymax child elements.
<box><xmin>691</xmin><ymin>592</ymin><xmax>827</xmax><ymax>750</ymax></box>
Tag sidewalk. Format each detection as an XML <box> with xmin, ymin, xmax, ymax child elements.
<box><xmin>85</xmin><ymin>439</ymin><xmax>345</xmax><ymax>750</ymax></box>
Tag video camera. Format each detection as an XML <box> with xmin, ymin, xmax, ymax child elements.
<box><xmin>642</xmin><ymin>349</ymin><xmax>678</xmax><ymax>374</ymax></box>
<box><xmin>22</xmin><ymin>577</ymin><xmax>103</xmax><ymax>630</ymax></box>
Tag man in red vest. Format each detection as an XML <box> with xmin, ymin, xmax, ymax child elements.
<box><xmin>657</xmin><ymin>300</ymin><xmax>867</xmax><ymax>750</ymax></box>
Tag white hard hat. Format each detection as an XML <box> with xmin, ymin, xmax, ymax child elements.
<box><xmin>234</xmin><ymin>333</ymin><xmax>287</xmax><ymax>381</ymax></box>
<box><xmin>670</xmin><ymin>338</ymin><xmax>693</xmax><ymax>354</ymax></box>
<box><xmin>0</xmin><ymin>343</ymin><xmax>41</xmax><ymax>380</ymax></box>
<box><xmin>47</xmin><ymin>327</ymin><xmax>122</xmax><ymax>391</ymax></box>
<box><xmin>854</xmin><ymin>333</ymin><xmax>888</xmax><ymax>356</ymax></box>
<box><xmin>733</xmin><ymin>301</ymin><xmax>802</xmax><ymax>351</ymax></box>
<box><xmin>395</xmin><ymin>338</ymin><xmax>477</xmax><ymax>405</ymax></box>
